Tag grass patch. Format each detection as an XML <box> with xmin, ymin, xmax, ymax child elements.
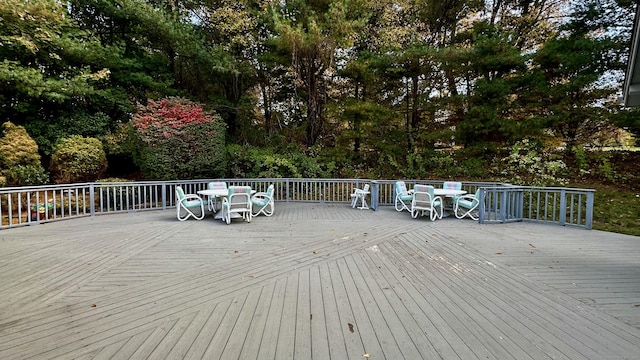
<box><xmin>591</xmin><ymin>184</ymin><xmax>640</xmax><ymax>236</ymax></box>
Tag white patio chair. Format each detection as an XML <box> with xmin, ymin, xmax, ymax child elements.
<box><xmin>394</xmin><ymin>181</ymin><xmax>413</xmax><ymax>212</ymax></box>
<box><xmin>175</xmin><ymin>186</ymin><xmax>205</xmax><ymax>221</ymax></box>
<box><xmin>442</xmin><ymin>181</ymin><xmax>463</xmax><ymax>209</ymax></box>
<box><xmin>454</xmin><ymin>189</ymin><xmax>481</xmax><ymax>220</ymax></box>
<box><xmin>206</xmin><ymin>181</ymin><xmax>227</xmax><ymax>212</ymax></box>
<box><xmin>411</xmin><ymin>184</ymin><xmax>443</xmax><ymax>221</ymax></box>
<box><xmin>221</xmin><ymin>186</ymin><xmax>252</xmax><ymax>224</ymax></box>
<box><xmin>443</xmin><ymin>181</ymin><xmax>462</xmax><ymax>198</ymax></box>
<box><xmin>252</xmin><ymin>184</ymin><xmax>275</xmax><ymax>217</ymax></box>
<box><xmin>350</xmin><ymin>183</ymin><xmax>370</xmax><ymax>209</ymax></box>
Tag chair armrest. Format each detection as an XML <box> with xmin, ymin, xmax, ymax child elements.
<box><xmin>456</xmin><ymin>194</ymin><xmax>476</xmax><ymax>202</ymax></box>
<box><xmin>252</xmin><ymin>192</ymin><xmax>271</xmax><ymax>202</ymax></box>
<box><xmin>184</xmin><ymin>194</ymin><xmax>202</xmax><ymax>201</ymax></box>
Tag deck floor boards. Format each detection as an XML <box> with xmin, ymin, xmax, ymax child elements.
<box><xmin>1</xmin><ymin>203</ymin><xmax>639</xmax><ymax>359</ymax></box>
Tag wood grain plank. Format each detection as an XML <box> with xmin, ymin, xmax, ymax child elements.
<box><xmin>201</xmin><ymin>293</ymin><xmax>249</xmax><ymax>360</ymax></box>
<box><xmin>274</xmin><ymin>273</ymin><xmax>298</xmax><ymax>360</ymax></box>
<box><xmin>326</xmin><ymin>258</ymin><xmax>368</xmax><ymax>359</ymax></box>
<box><xmin>183</xmin><ymin>300</ymin><xmax>234</xmax><ymax>360</ymax></box>
<box><xmin>293</xmin><ymin>269</ymin><xmax>312</xmax><ymax>359</ymax></box>
<box><xmin>256</xmin><ymin>278</ymin><xmax>288</xmax><ymax>360</ymax></box>
<box><xmin>317</xmin><ymin>262</ymin><xmax>349</xmax><ymax>359</ymax></box>
<box><xmin>335</xmin><ymin>256</ymin><xmax>385</xmax><ymax>358</ymax></box>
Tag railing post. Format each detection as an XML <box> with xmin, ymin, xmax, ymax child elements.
<box><xmin>499</xmin><ymin>188</ymin><xmax>508</xmax><ymax>223</ymax></box>
<box><xmin>286</xmin><ymin>179</ymin><xmax>290</xmax><ymax>203</ymax></box>
<box><xmin>559</xmin><ymin>189</ymin><xmax>567</xmax><ymax>226</ymax></box>
<box><xmin>585</xmin><ymin>191</ymin><xmax>594</xmax><ymax>230</ymax></box>
<box><xmin>478</xmin><ymin>189</ymin><xmax>485</xmax><ymax>224</ymax></box>
<box><xmin>516</xmin><ymin>189</ymin><xmax>524</xmax><ymax>220</ymax></box>
<box><xmin>370</xmin><ymin>180</ymin><xmax>379</xmax><ymax>211</ymax></box>
<box><xmin>162</xmin><ymin>183</ymin><xmax>167</xmax><ymax>210</ymax></box>
<box><xmin>90</xmin><ymin>183</ymin><xmax>96</xmax><ymax>217</ymax></box>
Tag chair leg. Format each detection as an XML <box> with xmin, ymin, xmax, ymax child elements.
<box><xmin>395</xmin><ymin>198</ymin><xmax>409</xmax><ymax>212</ymax></box>
<box><xmin>466</xmin><ymin>208</ymin><xmax>479</xmax><ymax>220</ymax></box>
<box><xmin>358</xmin><ymin>196</ymin><xmax>368</xmax><ymax>210</ymax></box>
<box><xmin>266</xmin><ymin>202</ymin><xmax>274</xmax><ymax>216</ymax></box>
<box><xmin>455</xmin><ymin>205</ymin><xmax>479</xmax><ymax>220</ymax></box>
<box><xmin>178</xmin><ymin>205</ymin><xmax>204</xmax><ymax>221</ymax></box>
<box><xmin>177</xmin><ymin>209</ymin><xmax>188</xmax><ymax>221</ymax></box>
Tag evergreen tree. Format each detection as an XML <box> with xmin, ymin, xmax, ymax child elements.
<box><xmin>530</xmin><ymin>0</ymin><xmax>630</xmax><ymax>150</ymax></box>
<box><xmin>0</xmin><ymin>0</ymin><xmax>114</xmax><ymax>155</ymax></box>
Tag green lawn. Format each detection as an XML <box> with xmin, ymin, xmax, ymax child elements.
<box><xmin>591</xmin><ymin>185</ymin><xmax>640</xmax><ymax>236</ymax></box>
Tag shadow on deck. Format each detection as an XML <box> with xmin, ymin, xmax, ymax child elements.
<box><xmin>1</xmin><ymin>203</ymin><xmax>639</xmax><ymax>359</ymax></box>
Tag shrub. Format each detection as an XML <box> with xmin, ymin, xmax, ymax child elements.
<box><xmin>459</xmin><ymin>156</ymin><xmax>487</xmax><ymax>179</ymax></box>
<box><xmin>132</xmin><ymin>97</ymin><xmax>226</xmax><ymax>180</ymax></box>
<box><xmin>4</xmin><ymin>165</ymin><xmax>49</xmax><ymax>186</ymax></box>
<box><xmin>103</xmin><ymin>123</ymin><xmax>135</xmax><ymax>156</ymax></box>
<box><xmin>572</xmin><ymin>145</ymin><xmax>590</xmax><ymax>176</ymax></box>
<box><xmin>499</xmin><ymin>139</ymin><xmax>568</xmax><ymax>186</ymax></box>
<box><xmin>0</xmin><ymin>122</ymin><xmax>49</xmax><ymax>186</ymax></box>
<box><xmin>50</xmin><ymin>136</ymin><xmax>107</xmax><ymax>184</ymax></box>
<box><xmin>226</xmin><ymin>144</ymin><xmax>334</xmax><ymax>179</ymax></box>
<box><xmin>380</xmin><ymin>150</ymin><xmax>461</xmax><ymax>179</ymax></box>
<box><xmin>25</xmin><ymin>112</ymin><xmax>113</xmax><ymax>157</ymax></box>
<box><xmin>596</xmin><ymin>153</ymin><xmax>616</xmax><ymax>182</ymax></box>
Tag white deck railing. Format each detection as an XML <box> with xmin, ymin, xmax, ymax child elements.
<box><xmin>0</xmin><ymin>178</ymin><xmax>594</xmax><ymax>230</ymax></box>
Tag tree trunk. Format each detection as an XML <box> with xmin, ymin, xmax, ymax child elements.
<box><xmin>411</xmin><ymin>73</ymin><xmax>420</xmax><ymax>130</ymax></box>
<box><xmin>353</xmin><ymin>82</ymin><xmax>361</xmax><ymax>153</ymax></box>
<box><xmin>303</xmin><ymin>55</ymin><xmax>324</xmax><ymax>147</ymax></box>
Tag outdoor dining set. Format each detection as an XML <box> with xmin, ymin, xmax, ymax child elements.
<box><xmin>177</xmin><ymin>180</ymin><xmax>479</xmax><ymax>224</ymax></box>
<box><xmin>175</xmin><ymin>182</ymin><xmax>274</xmax><ymax>224</ymax></box>
<box><xmin>351</xmin><ymin>180</ymin><xmax>480</xmax><ymax>221</ymax></box>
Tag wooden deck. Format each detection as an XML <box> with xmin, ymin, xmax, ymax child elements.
<box><xmin>1</xmin><ymin>203</ymin><xmax>639</xmax><ymax>360</ymax></box>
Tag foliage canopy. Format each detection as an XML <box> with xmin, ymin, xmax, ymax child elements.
<box><xmin>0</xmin><ymin>0</ymin><xmax>637</xmax><ymax>184</ymax></box>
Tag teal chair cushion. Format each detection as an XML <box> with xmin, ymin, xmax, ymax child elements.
<box><xmin>457</xmin><ymin>199</ymin><xmax>475</xmax><ymax>209</ymax></box>
<box><xmin>252</xmin><ymin>198</ymin><xmax>268</xmax><ymax>207</ymax></box>
<box><xmin>176</xmin><ymin>187</ymin><xmax>202</xmax><ymax>208</ymax></box>
<box><xmin>183</xmin><ymin>199</ymin><xmax>203</xmax><ymax>208</ymax></box>
<box><xmin>458</xmin><ymin>189</ymin><xmax>480</xmax><ymax>209</ymax></box>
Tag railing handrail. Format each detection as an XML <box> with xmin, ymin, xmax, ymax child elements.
<box><xmin>0</xmin><ymin>178</ymin><xmax>594</xmax><ymax>230</ymax></box>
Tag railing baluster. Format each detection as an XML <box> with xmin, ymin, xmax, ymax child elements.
<box><xmin>569</xmin><ymin>193</ymin><xmax>575</xmax><ymax>224</ymax></box>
